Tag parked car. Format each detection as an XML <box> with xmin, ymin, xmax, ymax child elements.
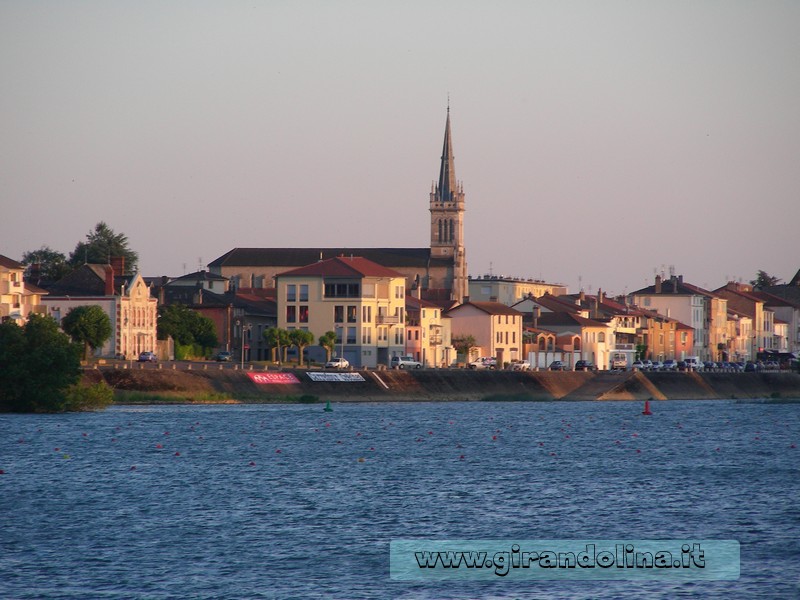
<box><xmin>684</xmin><ymin>356</ymin><xmax>703</xmax><ymax>371</ymax></box>
<box><xmin>509</xmin><ymin>360</ymin><xmax>531</xmax><ymax>371</ymax></box>
<box><xmin>469</xmin><ymin>357</ymin><xmax>496</xmax><ymax>370</ymax></box>
<box><xmin>641</xmin><ymin>360</ymin><xmax>653</xmax><ymax>370</ymax></box>
<box><xmin>632</xmin><ymin>360</ymin><xmax>645</xmax><ymax>370</ymax></box>
<box><xmin>325</xmin><ymin>357</ymin><xmax>350</xmax><ymax>369</ymax></box>
<box><xmin>391</xmin><ymin>355</ymin><xmax>422</xmax><ymax>369</ymax></box>
<box><xmin>138</xmin><ymin>352</ymin><xmax>157</xmax><ymax>363</ymax></box>
<box><xmin>215</xmin><ymin>351</ymin><xmax>233</xmax><ymax>362</ymax></box>
<box><xmin>574</xmin><ymin>360</ymin><xmax>596</xmax><ymax>372</ymax></box>
<box><xmin>662</xmin><ymin>359</ymin><xmax>678</xmax><ymax>371</ymax></box>
<box><xmin>548</xmin><ymin>360</ymin><xmax>567</xmax><ymax>371</ymax></box>
<box><xmin>650</xmin><ymin>361</ymin><xmax>663</xmax><ymax>371</ymax></box>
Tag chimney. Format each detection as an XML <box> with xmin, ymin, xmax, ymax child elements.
<box><xmin>104</xmin><ymin>265</ymin><xmax>114</xmax><ymax>296</ymax></box>
<box><xmin>579</xmin><ymin>290</ymin><xmax>585</xmax><ymax>303</ymax></box>
<box><xmin>655</xmin><ymin>275</ymin><xmax>662</xmax><ymax>294</ymax></box>
<box><xmin>110</xmin><ymin>256</ymin><xmax>125</xmax><ymax>277</ymax></box>
<box><xmin>678</xmin><ymin>275</ymin><xmax>683</xmax><ymax>284</ymax></box>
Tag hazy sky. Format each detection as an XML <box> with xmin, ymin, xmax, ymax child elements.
<box><xmin>2</xmin><ymin>1</ymin><xmax>798</xmax><ymax>295</ymax></box>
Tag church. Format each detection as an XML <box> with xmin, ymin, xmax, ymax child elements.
<box><xmin>207</xmin><ymin>108</ymin><xmax>468</xmax><ymax>306</ymax></box>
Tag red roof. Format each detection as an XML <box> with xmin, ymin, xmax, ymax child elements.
<box><xmin>275</xmin><ymin>255</ymin><xmax>405</xmax><ymax>279</ymax></box>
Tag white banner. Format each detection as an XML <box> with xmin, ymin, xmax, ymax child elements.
<box><xmin>307</xmin><ymin>372</ymin><xmax>365</xmax><ymax>382</ymax></box>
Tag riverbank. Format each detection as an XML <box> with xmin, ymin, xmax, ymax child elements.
<box><xmin>83</xmin><ymin>367</ymin><xmax>800</xmax><ymax>404</ymax></box>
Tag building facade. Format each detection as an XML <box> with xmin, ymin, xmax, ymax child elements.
<box><xmin>275</xmin><ymin>256</ymin><xmax>408</xmax><ymax>368</ymax></box>
<box><xmin>0</xmin><ymin>255</ymin><xmax>47</xmax><ymax>324</ymax></box>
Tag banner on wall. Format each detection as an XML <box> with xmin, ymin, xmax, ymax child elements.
<box><xmin>307</xmin><ymin>372</ymin><xmax>365</xmax><ymax>382</ymax></box>
<box><xmin>247</xmin><ymin>372</ymin><xmax>301</xmax><ymax>385</ymax></box>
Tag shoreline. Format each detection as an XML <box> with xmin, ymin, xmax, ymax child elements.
<box><xmin>85</xmin><ymin>367</ymin><xmax>800</xmax><ymax>405</ymax></box>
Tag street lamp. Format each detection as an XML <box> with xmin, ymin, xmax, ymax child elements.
<box><xmin>336</xmin><ymin>325</ymin><xmax>344</xmax><ymax>359</ymax></box>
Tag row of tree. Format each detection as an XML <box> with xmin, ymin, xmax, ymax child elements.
<box><xmin>262</xmin><ymin>328</ymin><xmax>338</xmax><ymax>367</ymax></box>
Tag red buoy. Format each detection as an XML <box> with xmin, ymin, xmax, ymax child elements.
<box><xmin>642</xmin><ymin>400</ymin><xmax>653</xmax><ymax>416</ymax></box>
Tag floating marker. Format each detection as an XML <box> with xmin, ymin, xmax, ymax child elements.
<box><xmin>642</xmin><ymin>400</ymin><xmax>653</xmax><ymax>416</ymax></box>
<box><xmin>323</xmin><ymin>400</ymin><xmax>333</xmax><ymax>412</ymax></box>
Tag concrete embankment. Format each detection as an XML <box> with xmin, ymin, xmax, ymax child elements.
<box><xmin>87</xmin><ymin>367</ymin><xmax>800</xmax><ymax>403</ymax></box>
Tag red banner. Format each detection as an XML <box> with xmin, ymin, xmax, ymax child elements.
<box><xmin>247</xmin><ymin>372</ymin><xmax>301</xmax><ymax>385</ymax></box>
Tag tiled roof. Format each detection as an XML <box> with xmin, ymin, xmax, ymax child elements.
<box><xmin>0</xmin><ymin>254</ymin><xmax>24</xmax><ymax>269</ymax></box>
<box><xmin>209</xmin><ymin>247</ymin><xmax>449</xmax><ymax>269</ymax></box>
<box><xmin>275</xmin><ymin>256</ymin><xmax>406</xmax><ymax>279</ymax></box>
<box><xmin>447</xmin><ymin>301</ymin><xmax>523</xmax><ymax>317</ymax></box>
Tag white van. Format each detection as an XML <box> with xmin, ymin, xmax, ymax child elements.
<box><xmin>684</xmin><ymin>356</ymin><xmax>703</xmax><ymax>371</ymax></box>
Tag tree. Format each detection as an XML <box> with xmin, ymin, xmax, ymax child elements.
<box><xmin>68</xmin><ymin>221</ymin><xmax>139</xmax><ymax>273</ymax></box>
<box><xmin>61</xmin><ymin>305</ymin><xmax>112</xmax><ymax>360</ymax></box>
<box><xmin>288</xmin><ymin>329</ymin><xmax>315</xmax><ymax>367</ymax></box>
<box><xmin>21</xmin><ymin>245</ymin><xmax>71</xmax><ymax>282</ymax></box>
<box><xmin>263</xmin><ymin>327</ymin><xmax>291</xmax><ymax>362</ymax></box>
<box><xmin>0</xmin><ymin>315</ymin><xmax>82</xmax><ymax>412</ymax></box>
<box><xmin>452</xmin><ymin>334</ymin><xmax>478</xmax><ymax>362</ymax></box>
<box><xmin>157</xmin><ymin>304</ymin><xmax>218</xmax><ymax>358</ymax></box>
<box><xmin>750</xmin><ymin>270</ymin><xmax>782</xmax><ymax>289</ymax></box>
<box><xmin>319</xmin><ymin>330</ymin><xmax>337</xmax><ymax>362</ymax></box>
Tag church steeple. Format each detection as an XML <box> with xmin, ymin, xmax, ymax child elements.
<box><xmin>437</xmin><ymin>106</ymin><xmax>457</xmax><ymax>203</ymax></box>
<box><xmin>429</xmin><ymin>105</ymin><xmax>467</xmax><ymax>303</ymax></box>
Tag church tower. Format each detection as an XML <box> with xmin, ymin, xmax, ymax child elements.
<box><xmin>429</xmin><ymin>106</ymin><xmax>468</xmax><ymax>303</ymax></box>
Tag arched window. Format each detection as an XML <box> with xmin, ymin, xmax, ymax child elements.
<box><xmin>449</xmin><ymin>219</ymin><xmax>454</xmax><ymax>242</ymax></box>
<box><xmin>538</xmin><ymin>337</ymin><xmax>546</xmax><ymax>351</ymax></box>
<box><xmin>574</xmin><ymin>337</ymin><xmax>581</xmax><ymax>351</ymax></box>
<box><xmin>437</xmin><ymin>219</ymin><xmax>443</xmax><ymax>242</ymax></box>
<box><xmin>598</xmin><ymin>332</ymin><xmax>605</xmax><ymax>343</ymax></box>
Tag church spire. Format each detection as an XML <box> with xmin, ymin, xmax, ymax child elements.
<box><xmin>429</xmin><ymin>105</ymin><xmax>468</xmax><ymax>303</ymax></box>
<box><xmin>437</xmin><ymin>105</ymin><xmax>457</xmax><ymax>203</ymax></box>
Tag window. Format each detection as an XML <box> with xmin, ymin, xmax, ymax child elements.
<box><xmin>347</xmin><ymin>306</ymin><xmax>357</xmax><ymax>323</ymax></box>
<box><xmin>598</xmin><ymin>332</ymin><xmax>605</xmax><ymax>343</ymax></box>
<box><xmin>287</xmin><ymin>284</ymin><xmax>296</xmax><ymax>302</ymax></box>
<box><xmin>286</xmin><ymin>306</ymin><xmax>296</xmax><ymax>323</ymax></box>
<box><xmin>299</xmin><ymin>284</ymin><xmax>309</xmax><ymax>302</ymax></box>
<box><xmin>324</xmin><ymin>282</ymin><xmax>360</xmax><ymax>298</ymax></box>
<box><xmin>362</xmin><ymin>306</ymin><xmax>372</xmax><ymax>323</ymax></box>
<box><xmin>395</xmin><ymin>285</ymin><xmax>404</xmax><ymax>299</ymax></box>
<box><xmin>334</xmin><ymin>305</ymin><xmax>344</xmax><ymax>323</ymax></box>
<box><xmin>299</xmin><ymin>306</ymin><xmax>309</xmax><ymax>323</ymax></box>
<box><xmin>347</xmin><ymin>327</ymin><xmax>357</xmax><ymax>345</ymax></box>
<box><xmin>362</xmin><ymin>328</ymin><xmax>372</xmax><ymax>344</ymax></box>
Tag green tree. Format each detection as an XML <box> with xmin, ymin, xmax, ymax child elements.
<box><xmin>21</xmin><ymin>245</ymin><xmax>71</xmax><ymax>281</ymax></box>
<box><xmin>68</xmin><ymin>221</ymin><xmax>139</xmax><ymax>273</ymax></box>
<box><xmin>157</xmin><ymin>304</ymin><xmax>218</xmax><ymax>357</ymax></box>
<box><xmin>289</xmin><ymin>329</ymin><xmax>315</xmax><ymax>367</ymax></box>
<box><xmin>263</xmin><ymin>327</ymin><xmax>291</xmax><ymax>362</ymax></box>
<box><xmin>61</xmin><ymin>305</ymin><xmax>112</xmax><ymax>360</ymax></box>
<box><xmin>750</xmin><ymin>270</ymin><xmax>782</xmax><ymax>289</ymax></box>
<box><xmin>452</xmin><ymin>334</ymin><xmax>478</xmax><ymax>362</ymax></box>
<box><xmin>319</xmin><ymin>330</ymin><xmax>337</xmax><ymax>362</ymax></box>
<box><xmin>0</xmin><ymin>315</ymin><xmax>82</xmax><ymax>412</ymax></box>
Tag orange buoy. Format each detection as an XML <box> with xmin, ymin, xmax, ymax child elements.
<box><xmin>642</xmin><ymin>400</ymin><xmax>653</xmax><ymax>416</ymax></box>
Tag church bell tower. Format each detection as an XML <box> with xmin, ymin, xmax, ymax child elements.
<box><xmin>429</xmin><ymin>106</ymin><xmax>467</xmax><ymax>302</ymax></box>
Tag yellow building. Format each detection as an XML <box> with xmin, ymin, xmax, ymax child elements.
<box><xmin>447</xmin><ymin>301</ymin><xmax>523</xmax><ymax>366</ymax></box>
<box><xmin>275</xmin><ymin>256</ymin><xmax>408</xmax><ymax>368</ymax></box>
<box><xmin>0</xmin><ymin>255</ymin><xmax>48</xmax><ymax>324</ymax></box>
<box><xmin>405</xmin><ymin>295</ymin><xmax>454</xmax><ymax>368</ymax></box>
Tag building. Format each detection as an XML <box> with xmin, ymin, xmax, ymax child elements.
<box><xmin>446</xmin><ymin>301</ymin><xmax>523</xmax><ymax>366</ymax></box>
<box><xmin>274</xmin><ymin>255</ymin><xmax>408</xmax><ymax>368</ymax></box>
<box><xmin>209</xmin><ymin>108</ymin><xmax>468</xmax><ymax>305</ymax></box>
<box><xmin>0</xmin><ymin>254</ymin><xmax>48</xmax><ymax>324</ymax></box>
<box><xmin>714</xmin><ymin>282</ymin><xmax>775</xmax><ymax>360</ymax></box>
<box><xmin>631</xmin><ymin>275</ymin><xmax>727</xmax><ymax>360</ymax></box>
<box><xmin>468</xmin><ymin>274</ymin><xmax>567</xmax><ymax>305</ymax></box>
<box><xmin>405</xmin><ymin>295</ymin><xmax>453</xmax><ymax>368</ymax></box>
<box><xmin>42</xmin><ymin>261</ymin><xmax>157</xmax><ymax>359</ymax></box>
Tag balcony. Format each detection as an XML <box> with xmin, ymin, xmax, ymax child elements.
<box><xmin>377</xmin><ymin>315</ymin><xmax>400</xmax><ymax>325</ymax></box>
<box><xmin>429</xmin><ymin>334</ymin><xmax>443</xmax><ymax>346</ymax></box>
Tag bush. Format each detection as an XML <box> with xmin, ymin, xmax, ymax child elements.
<box><xmin>64</xmin><ymin>382</ymin><xmax>114</xmax><ymax>411</ymax></box>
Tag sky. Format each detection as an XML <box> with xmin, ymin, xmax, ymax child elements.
<box><xmin>1</xmin><ymin>1</ymin><xmax>798</xmax><ymax>296</ymax></box>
